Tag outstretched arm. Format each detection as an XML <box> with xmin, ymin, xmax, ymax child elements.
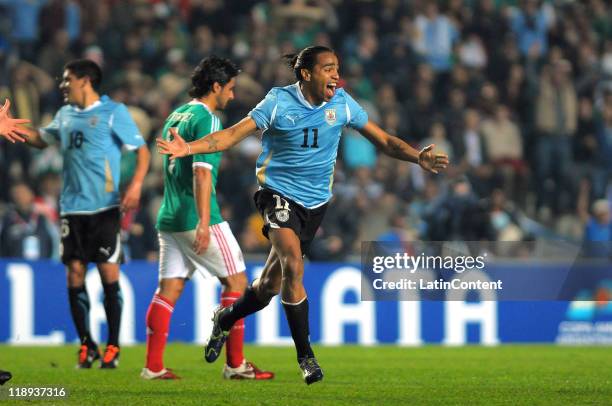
<box><xmin>0</xmin><ymin>99</ymin><xmax>31</xmax><ymax>143</ymax></box>
<box><xmin>15</xmin><ymin>126</ymin><xmax>49</xmax><ymax>149</ymax></box>
<box><xmin>358</xmin><ymin>120</ymin><xmax>449</xmax><ymax>174</ymax></box>
<box><xmin>157</xmin><ymin>117</ymin><xmax>258</xmax><ymax>159</ymax></box>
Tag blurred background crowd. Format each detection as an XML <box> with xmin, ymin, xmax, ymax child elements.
<box><xmin>0</xmin><ymin>0</ymin><xmax>611</xmax><ymax>262</ymax></box>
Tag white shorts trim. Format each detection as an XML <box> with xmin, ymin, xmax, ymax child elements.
<box><xmin>193</xmin><ymin>162</ymin><xmax>213</xmax><ymax>170</ymax></box>
<box><xmin>158</xmin><ymin>221</ymin><xmax>246</xmax><ymax>280</ymax></box>
<box><xmin>107</xmin><ymin>231</ymin><xmax>122</xmax><ymax>264</ymax></box>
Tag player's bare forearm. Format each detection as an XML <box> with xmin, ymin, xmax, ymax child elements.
<box><xmin>194</xmin><ymin>167</ymin><xmax>212</xmax><ymax>227</ymax></box>
<box><xmin>359</xmin><ymin>121</ymin><xmax>418</xmax><ymax>163</ymax></box>
<box><xmin>191</xmin><ymin>117</ymin><xmax>257</xmax><ymax>154</ymax></box>
<box><xmin>194</xmin><ymin>128</ymin><xmax>233</xmax><ymax>153</ymax></box>
<box><xmin>383</xmin><ymin>135</ymin><xmax>421</xmax><ymax>162</ymax></box>
<box><xmin>21</xmin><ymin>127</ymin><xmax>49</xmax><ymax>149</ymax></box>
<box><xmin>193</xmin><ymin>167</ymin><xmax>212</xmax><ymax>253</ymax></box>
<box><xmin>130</xmin><ymin>144</ymin><xmax>151</xmax><ymax>187</ymax></box>
<box><xmin>157</xmin><ymin>118</ymin><xmax>257</xmax><ymax>159</ymax></box>
<box><xmin>359</xmin><ymin>120</ymin><xmax>449</xmax><ymax>174</ymax></box>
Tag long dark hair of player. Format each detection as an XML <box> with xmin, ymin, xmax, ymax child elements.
<box><xmin>284</xmin><ymin>45</ymin><xmax>335</xmax><ymax>82</ymax></box>
<box><xmin>189</xmin><ymin>56</ymin><xmax>240</xmax><ymax>98</ymax></box>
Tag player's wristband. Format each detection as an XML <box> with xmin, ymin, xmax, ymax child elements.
<box><xmin>187</xmin><ymin>143</ymin><xmax>192</xmax><ymax>156</ymax></box>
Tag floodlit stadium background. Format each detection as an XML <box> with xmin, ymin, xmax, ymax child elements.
<box><xmin>1</xmin><ymin>1</ymin><xmax>612</xmax><ymax>346</ymax></box>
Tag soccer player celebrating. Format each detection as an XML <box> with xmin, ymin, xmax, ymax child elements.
<box><xmin>157</xmin><ymin>45</ymin><xmax>449</xmax><ymax>384</ymax></box>
<box><xmin>0</xmin><ymin>59</ymin><xmax>150</xmax><ymax>369</ymax></box>
<box><xmin>141</xmin><ymin>56</ymin><xmax>273</xmax><ymax>381</ymax></box>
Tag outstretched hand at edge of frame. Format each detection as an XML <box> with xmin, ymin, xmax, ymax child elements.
<box><xmin>0</xmin><ymin>99</ymin><xmax>30</xmax><ymax>143</ymax></box>
<box><xmin>418</xmin><ymin>144</ymin><xmax>449</xmax><ymax>174</ymax></box>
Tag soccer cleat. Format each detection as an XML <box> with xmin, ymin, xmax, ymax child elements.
<box><xmin>76</xmin><ymin>345</ymin><xmax>100</xmax><ymax>369</ymax></box>
<box><xmin>223</xmin><ymin>360</ymin><xmax>275</xmax><ymax>380</ymax></box>
<box><xmin>140</xmin><ymin>367</ymin><xmax>181</xmax><ymax>380</ymax></box>
<box><xmin>100</xmin><ymin>345</ymin><xmax>120</xmax><ymax>369</ymax></box>
<box><xmin>299</xmin><ymin>357</ymin><xmax>324</xmax><ymax>385</ymax></box>
<box><xmin>0</xmin><ymin>370</ymin><xmax>12</xmax><ymax>385</ymax></box>
<box><xmin>204</xmin><ymin>306</ymin><xmax>230</xmax><ymax>363</ymax></box>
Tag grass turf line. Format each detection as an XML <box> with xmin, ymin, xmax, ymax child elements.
<box><xmin>0</xmin><ymin>345</ymin><xmax>610</xmax><ymax>405</ymax></box>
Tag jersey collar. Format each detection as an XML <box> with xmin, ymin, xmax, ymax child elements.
<box><xmin>188</xmin><ymin>99</ymin><xmax>213</xmax><ymax>113</ymax></box>
<box><xmin>294</xmin><ymin>82</ymin><xmax>327</xmax><ymax>109</ymax></box>
<box><xmin>72</xmin><ymin>98</ymin><xmax>104</xmax><ymax>112</ymax></box>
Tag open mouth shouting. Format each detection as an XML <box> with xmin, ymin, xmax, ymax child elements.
<box><xmin>325</xmin><ymin>82</ymin><xmax>337</xmax><ymax>100</ymax></box>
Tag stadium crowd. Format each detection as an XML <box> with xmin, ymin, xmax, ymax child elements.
<box><xmin>0</xmin><ymin>0</ymin><xmax>611</xmax><ymax>261</ymax></box>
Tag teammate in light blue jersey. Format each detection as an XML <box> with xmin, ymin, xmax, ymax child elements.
<box><xmin>158</xmin><ymin>46</ymin><xmax>449</xmax><ymax>384</ymax></box>
<box><xmin>2</xmin><ymin>59</ymin><xmax>150</xmax><ymax>369</ymax></box>
<box><xmin>41</xmin><ymin>94</ymin><xmax>144</xmax><ymax>214</ymax></box>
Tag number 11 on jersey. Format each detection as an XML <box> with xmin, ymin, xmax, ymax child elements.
<box><xmin>301</xmin><ymin>128</ymin><xmax>318</xmax><ymax>148</ymax></box>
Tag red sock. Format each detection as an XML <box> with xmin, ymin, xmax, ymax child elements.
<box><xmin>145</xmin><ymin>294</ymin><xmax>174</xmax><ymax>373</ymax></box>
<box><xmin>222</xmin><ymin>291</ymin><xmax>244</xmax><ymax>368</ymax></box>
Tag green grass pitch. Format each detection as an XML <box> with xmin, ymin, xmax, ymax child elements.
<box><xmin>1</xmin><ymin>345</ymin><xmax>611</xmax><ymax>405</ymax></box>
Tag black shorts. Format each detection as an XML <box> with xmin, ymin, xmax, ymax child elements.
<box><xmin>60</xmin><ymin>207</ymin><xmax>123</xmax><ymax>264</ymax></box>
<box><xmin>254</xmin><ymin>188</ymin><xmax>327</xmax><ymax>255</ymax></box>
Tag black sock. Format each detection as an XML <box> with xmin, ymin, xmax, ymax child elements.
<box><xmin>219</xmin><ymin>286</ymin><xmax>269</xmax><ymax>331</ymax></box>
<box><xmin>68</xmin><ymin>285</ymin><xmax>95</xmax><ymax>348</ymax></box>
<box><xmin>102</xmin><ymin>282</ymin><xmax>123</xmax><ymax>347</ymax></box>
<box><xmin>282</xmin><ymin>298</ymin><xmax>315</xmax><ymax>363</ymax></box>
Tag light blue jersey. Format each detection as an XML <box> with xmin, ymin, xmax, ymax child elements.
<box><xmin>40</xmin><ymin>95</ymin><xmax>145</xmax><ymax>214</ymax></box>
<box><xmin>249</xmin><ymin>83</ymin><xmax>368</xmax><ymax>208</ymax></box>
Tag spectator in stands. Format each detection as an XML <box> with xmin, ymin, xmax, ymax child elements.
<box><xmin>1</xmin><ymin>0</ymin><xmax>47</xmax><ymax>62</ymax></box>
<box><xmin>488</xmin><ymin>189</ymin><xmax>523</xmax><ymax>241</ymax></box>
<box><xmin>454</xmin><ymin>109</ymin><xmax>495</xmax><ymax>197</ymax></box>
<box><xmin>583</xmin><ymin>199</ymin><xmax>612</xmax><ymax>242</ymax></box>
<box><xmin>582</xmin><ymin>199</ymin><xmax>612</xmax><ymax>258</ymax></box>
<box><xmin>470</xmin><ymin>0</ymin><xmax>508</xmax><ymax>60</ymax></box>
<box><xmin>510</xmin><ymin>0</ymin><xmax>554</xmax><ymax>60</ymax></box>
<box><xmin>500</xmin><ymin>63</ymin><xmax>535</xmax><ymax>131</ymax></box>
<box><xmin>32</xmin><ymin>171</ymin><xmax>61</xmax><ymax>223</ymax></box>
<box><xmin>422</xmin><ymin>120</ymin><xmax>454</xmax><ymax>163</ymax></box>
<box><xmin>594</xmin><ymin>92</ymin><xmax>612</xmax><ymax>200</ymax></box>
<box><xmin>424</xmin><ymin>177</ymin><xmax>494</xmax><ymax>241</ymax></box>
<box><xmin>535</xmin><ymin>59</ymin><xmax>577</xmax><ymax>216</ymax></box>
<box><xmin>574</xmin><ymin>97</ymin><xmax>600</xmax><ymax>199</ymax></box>
<box><xmin>405</xmin><ymin>82</ymin><xmax>436</xmax><ymax>142</ymax></box>
<box><xmin>412</xmin><ymin>2</ymin><xmax>458</xmax><ymax>73</ymax></box>
<box><xmin>0</xmin><ymin>181</ymin><xmax>58</xmax><ymax>259</ymax></box>
<box><xmin>480</xmin><ymin>104</ymin><xmax>527</xmax><ymax>201</ymax></box>
<box><xmin>457</xmin><ymin>33</ymin><xmax>488</xmax><ymax>71</ymax></box>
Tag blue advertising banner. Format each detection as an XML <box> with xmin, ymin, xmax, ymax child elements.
<box><xmin>1</xmin><ymin>260</ymin><xmax>611</xmax><ymax>345</ymax></box>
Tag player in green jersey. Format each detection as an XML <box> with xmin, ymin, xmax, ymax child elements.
<box><xmin>141</xmin><ymin>56</ymin><xmax>273</xmax><ymax>381</ymax></box>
